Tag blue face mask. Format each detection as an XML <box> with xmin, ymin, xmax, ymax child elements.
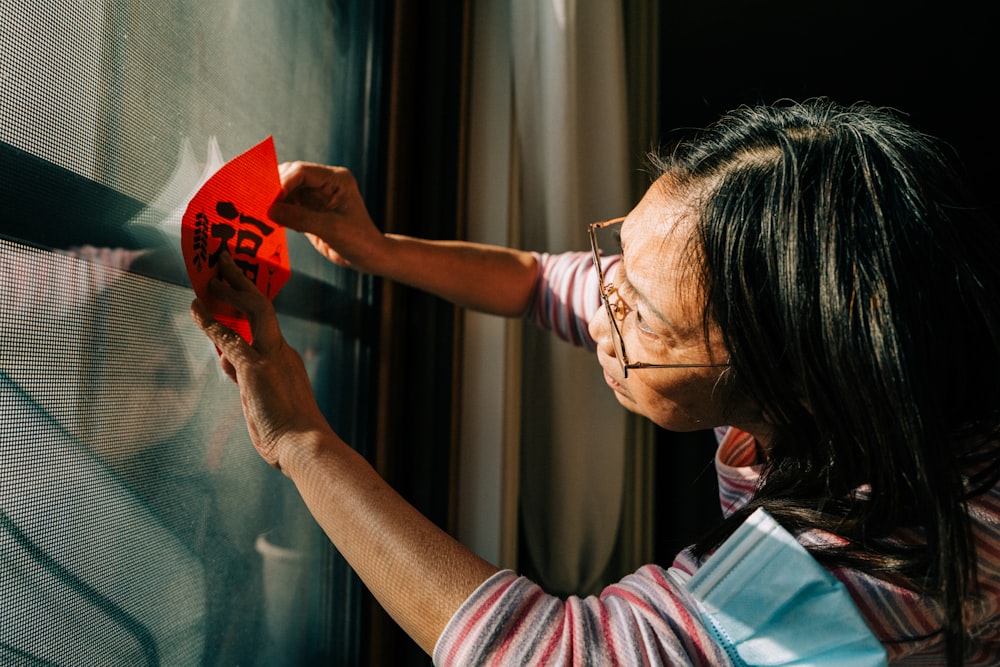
<box><xmin>687</xmin><ymin>508</ymin><xmax>888</xmax><ymax>667</ymax></box>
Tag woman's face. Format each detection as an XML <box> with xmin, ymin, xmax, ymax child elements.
<box><xmin>588</xmin><ymin>176</ymin><xmax>767</xmax><ymax>438</ymax></box>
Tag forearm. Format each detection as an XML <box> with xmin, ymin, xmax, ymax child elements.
<box><xmin>373</xmin><ymin>234</ymin><xmax>538</xmax><ymax>318</ymax></box>
<box><xmin>281</xmin><ymin>427</ymin><xmax>499</xmax><ymax>655</ymax></box>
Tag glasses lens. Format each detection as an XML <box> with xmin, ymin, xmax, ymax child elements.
<box><xmin>590</xmin><ymin>225</ymin><xmax>628</xmax><ymax>377</ymax></box>
<box><xmin>605</xmin><ymin>297</ymin><xmax>629</xmax><ymax>374</ymax></box>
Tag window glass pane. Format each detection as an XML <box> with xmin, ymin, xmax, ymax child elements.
<box><xmin>0</xmin><ymin>1</ymin><xmax>382</xmax><ymax>665</ymax></box>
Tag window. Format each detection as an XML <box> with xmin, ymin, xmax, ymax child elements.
<box><xmin>0</xmin><ymin>1</ymin><xmax>384</xmax><ymax>664</ymax></box>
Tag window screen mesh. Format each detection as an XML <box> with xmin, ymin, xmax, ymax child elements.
<box><xmin>0</xmin><ymin>1</ymin><xmax>382</xmax><ymax>665</ymax></box>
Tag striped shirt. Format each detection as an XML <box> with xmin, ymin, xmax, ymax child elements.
<box><xmin>433</xmin><ymin>251</ymin><xmax>1000</xmax><ymax>665</ymax></box>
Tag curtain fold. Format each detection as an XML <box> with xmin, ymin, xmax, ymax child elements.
<box><xmin>509</xmin><ymin>0</ymin><xmax>631</xmax><ymax>596</ymax></box>
<box><xmin>463</xmin><ymin>0</ymin><xmax>634</xmax><ymax>597</ymax></box>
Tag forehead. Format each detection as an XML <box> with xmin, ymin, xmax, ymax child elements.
<box><xmin>617</xmin><ymin>176</ymin><xmax>713</xmax><ymax>336</ymax></box>
<box><xmin>620</xmin><ymin>177</ymin><xmax>697</xmax><ymax>281</ymax></box>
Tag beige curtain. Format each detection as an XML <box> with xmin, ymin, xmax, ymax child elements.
<box><xmin>461</xmin><ymin>0</ymin><xmax>634</xmax><ymax>597</ymax></box>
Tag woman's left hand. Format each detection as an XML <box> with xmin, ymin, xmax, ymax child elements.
<box><xmin>191</xmin><ymin>253</ymin><xmax>498</xmax><ymax>656</ymax></box>
<box><xmin>189</xmin><ymin>251</ymin><xmax>332</xmax><ymax>472</ymax></box>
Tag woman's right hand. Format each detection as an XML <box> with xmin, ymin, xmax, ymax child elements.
<box><xmin>268</xmin><ymin>162</ymin><xmax>388</xmax><ymax>274</ymax></box>
<box><xmin>269</xmin><ymin>160</ymin><xmax>539</xmax><ymax>318</ymax></box>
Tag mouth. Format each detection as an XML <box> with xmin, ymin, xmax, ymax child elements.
<box><xmin>602</xmin><ymin>368</ymin><xmax>625</xmax><ymax>392</ymax></box>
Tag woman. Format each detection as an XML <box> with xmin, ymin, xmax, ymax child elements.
<box><xmin>192</xmin><ymin>99</ymin><xmax>1000</xmax><ymax>664</ymax></box>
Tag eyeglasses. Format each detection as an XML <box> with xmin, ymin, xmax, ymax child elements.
<box><xmin>588</xmin><ymin>217</ymin><xmax>730</xmax><ymax>378</ymax></box>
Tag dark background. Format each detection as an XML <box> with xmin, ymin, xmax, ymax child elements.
<box><xmin>656</xmin><ymin>0</ymin><xmax>996</xmax><ymax>218</ymax></box>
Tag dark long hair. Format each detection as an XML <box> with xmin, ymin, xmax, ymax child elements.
<box><xmin>658</xmin><ymin>99</ymin><xmax>1000</xmax><ymax>664</ymax></box>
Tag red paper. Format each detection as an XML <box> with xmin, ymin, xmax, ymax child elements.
<box><xmin>182</xmin><ymin>136</ymin><xmax>290</xmax><ymax>343</ymax></box>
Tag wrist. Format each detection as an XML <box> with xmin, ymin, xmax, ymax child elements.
<box><xmin>369</xmin><ymin>233</ymin><xmax>407</xmax><ymax>277</ymax></box>
<box><xmin>340</xmin><ymin>230</ymin><xmax>392</xmax><ymax>277</ymax></box>
<box><xmin>275</xmin><ymin>425</ymin><xmax>341</xmax><ymax>479</ymax></box>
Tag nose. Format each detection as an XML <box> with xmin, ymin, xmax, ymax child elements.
<box><xmin>588</xmin><ymin>311</ymin><xmax>614</xmax><ymax>360</ymax></box>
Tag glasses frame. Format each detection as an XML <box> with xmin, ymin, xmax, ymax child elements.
<box><xmin>588</xmin><ymin>217</ymin><xmax>730</xmax><ymax>378</ymax></box>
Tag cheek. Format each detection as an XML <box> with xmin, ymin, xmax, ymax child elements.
<box><xmin>631</xmin><ymin>372</ymin><xmax>731</xmax><ymax>430</ymax></box>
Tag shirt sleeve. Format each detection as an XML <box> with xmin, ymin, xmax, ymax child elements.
<box><xmin>433</xmin><ymin>565</ymin><xmax>733</xmax><ymax>667</ymax></box>
<box><xmin>523</xmin><ymin>251</ymin><xmax>620</xmax><ymax>351</ymax></box>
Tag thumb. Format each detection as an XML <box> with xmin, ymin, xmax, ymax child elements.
<box><xmin>190</xmin><ymin>298</ymin><xmax>258</xmax><ymax>372</ymax></box>
<box><xmin>269</xmin><ymin>200</ymin><xmax>321</xmax><ymax>235</ymax></box>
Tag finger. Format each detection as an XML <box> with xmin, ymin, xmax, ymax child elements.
<box><xmin>275</xmin><ymin>161</ymin><xmax>338</xmax><ymax>199</ymax></box>
<box><xmin>276</xmin><ymin>160</ymin><xmax>312</xmax><ymax>194</ymax></box>
<box><xmin>190</xmin><ymin>298</ymin><xmax>256</xmax><ymax>368</ymax></box>
<box><xmin>214</xmin><ymin>251</ymin><xmax>261</xmax><ymax>295</ymax></box>
<box><xmin>208</xmin><ymin>255</ymin><xmax>283</xmax><ymax>352</ymax></box>
<box><xmin>219</xmin><ymin>355</ymin><xmax>238</xmax><ymax>383</ymax></box>
<box><xmin>269</xmin><ymin>200</ymin><xmax>312</xmax><ymax>233</ymax></box>
<box><xmin>276</xmin><ymin>163</ymin><xmax>357</xmax><ymax>206</ymax></box>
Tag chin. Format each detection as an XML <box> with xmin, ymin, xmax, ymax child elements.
<box><xmin>657</xmin><ymin>421</ymin><xmax>710</xmax><ymax>433</ymax></box>
<box><xmin>611</xmin><ymin>388</ymin><xmax>637</xmax><ymax>411</ymax></box>
<box><xmin>645</xmin><ymin>408</ymin><xmax>715</xmax><ymax>433</ymax></box>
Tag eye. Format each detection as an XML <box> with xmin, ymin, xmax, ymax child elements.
<box><xmin>635</xmin><ymin>309</ymin><xmax>657</xmax><ymax>335</ymax></box>
<box><xmin>616</xmin><ymin>278</ymin><xmax>665</xmax><ymax>339</ymax></box>
<box><xmin>616</xmin><ymin>280</ymin><xmax>654</xmax><ymax>334</ymax></box>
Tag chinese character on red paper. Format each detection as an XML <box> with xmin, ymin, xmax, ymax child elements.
<box><xmin>182</xmin><ymin>136</ymin><xmax>290</xmax><ymax>343</ymax></box>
